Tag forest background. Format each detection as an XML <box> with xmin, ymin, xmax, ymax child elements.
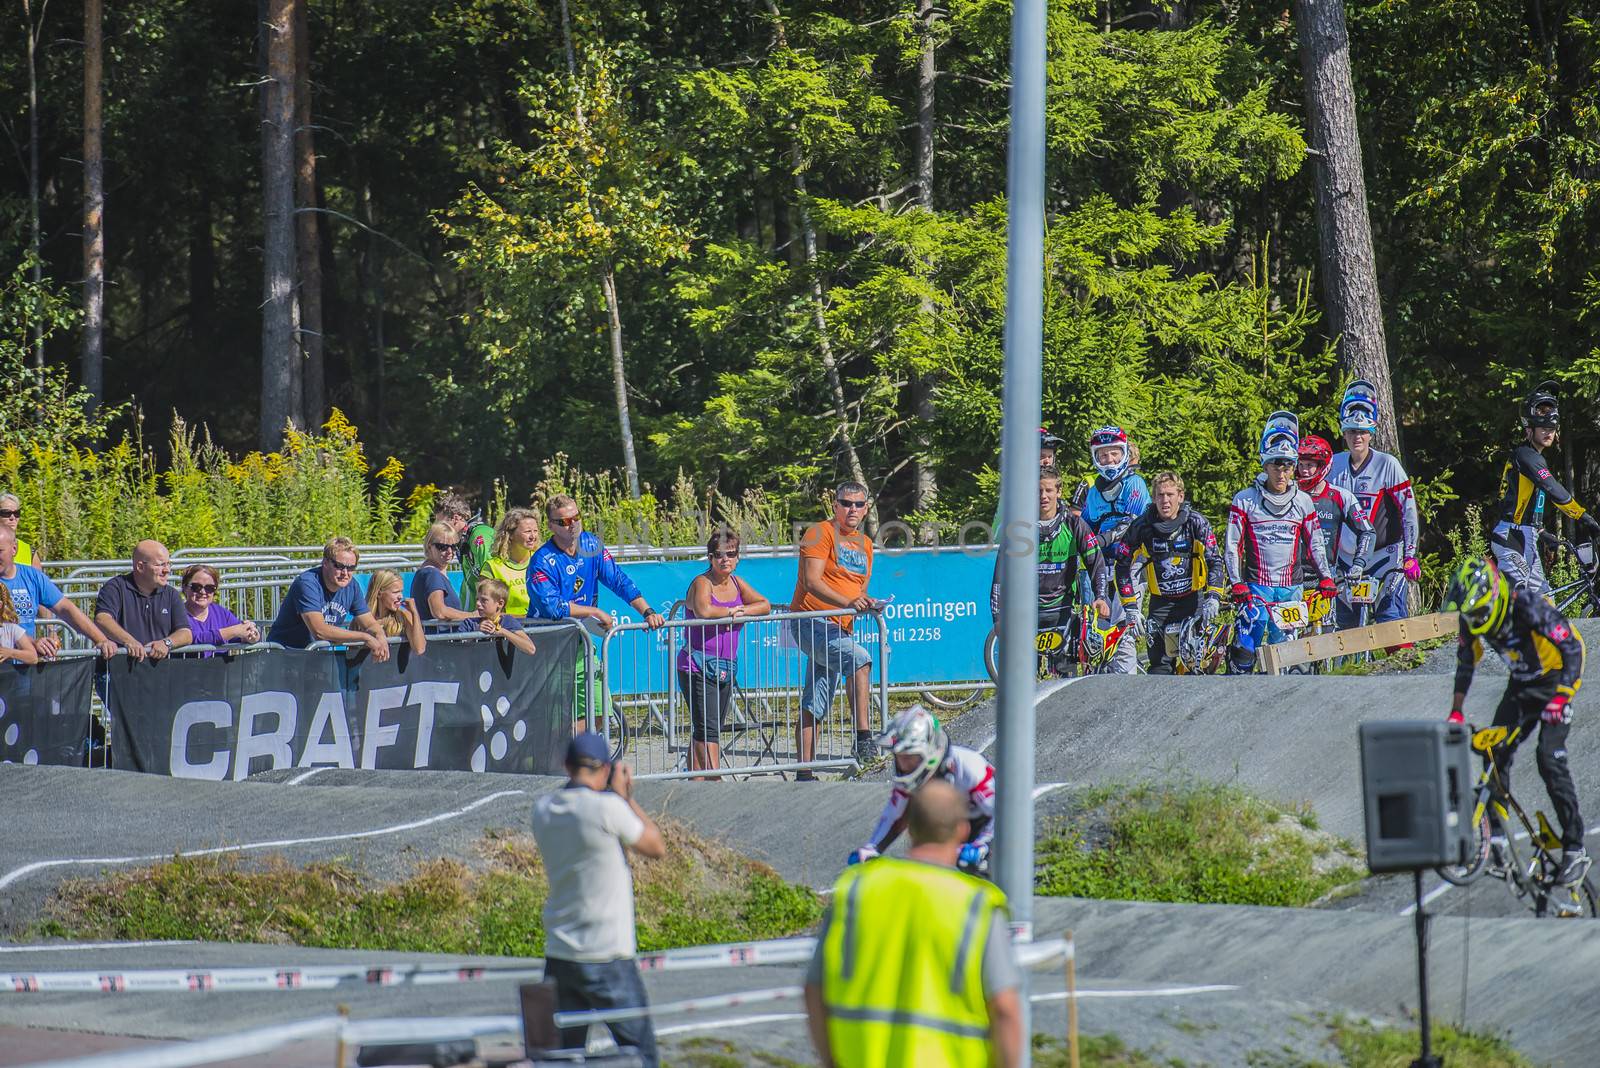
<box><xmin>1</xmin><ymin>0</ymin><xmax>1595</xmax><ymax>563</ymax></box>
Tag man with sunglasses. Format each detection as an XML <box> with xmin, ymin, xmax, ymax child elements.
<box><xmin>791</xmin><ymin>481</ymin><xmax>887</xmax><ymax>771</ymax></box>
<box><xmin>528</xmin><ymin>495</ymin><xmax>664</xmax><ymax>632</ymax></box>
<box><xmin>1445</xmin><ymin>556</ymin><xmax>1589</xmax><ymax>886</ymax></box>
<box><xmin>266</xmin><ymin>536</ymin><xmax>390</xmax><ymax>661</ymax></box>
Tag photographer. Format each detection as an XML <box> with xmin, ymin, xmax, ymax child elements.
<box><xmin>529</xmin><ymin>734</ymin><xmax>667</xmax><ymax>1065</ymax></box>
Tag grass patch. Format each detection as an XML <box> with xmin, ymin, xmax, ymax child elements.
<box><xmin>1036</xmin><ymin>782</ymin><xmax>1363</xmax><ymax>907</ymax></box>
<box><xmin>1330</xmin><ymin>1017</ymin><xmax>1536</xmax><ymax>1068</ymax></box>
<box><xmin>667</xmin><ymin>1037</ymin><xmax>808</xmax><ymax>1067</ymax></box>
<box><xmin>1034</xmin><ymin>1032</ymin><xmax>1184</xmax><ymax>1067</ymax></box>
<box><xmin>37</xmin><ymin>821</ymin><xmax>821</xmax><ymax>955</ymax></box>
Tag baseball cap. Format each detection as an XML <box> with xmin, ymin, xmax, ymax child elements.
<box><xmin>566</xmin><ymin>732</ymin><xmax>611</xmax><ymax>769</ymax></box>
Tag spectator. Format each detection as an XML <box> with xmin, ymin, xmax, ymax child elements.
<box><xmin>93</xmin><ymin>540</ymin><xmax>193</xmax><ymax>662</ymax></box>
<box><xmin>473</xmin><ymin>577</ymin><xmax>537</xmax><ymax>656</ymax></box>
<box><xmin>486</xmin><ymin>507</ymin><xmax>542</xmax><ymax>619</ymax></box>
<box><xmin>0</xmin><ymin>493</ymin><xmax>37</xmax><ymax>566</ymax></box>
<box><xmin>528</xmin><ymin>495</ymin><xmax>663</xmax><ymax>631</ymax></box>
<box><xmin>0</xmin><ymin>528</ymin><xmax>117</xmax><ymax>659</ymax></box>
<box><xmin>0</xmin><ymin>585</ymin><xmax>39</xmax><ymax>665</ymax></box>
<box><xmin>180</xmin><ymin>565</ymin><xmax>260</xmax><ymax>646</ymax></box>
<box><xmin>789</xmin><ymin>481</ymin><xmax>885</xmax><ymax>774</ymax></box>
<box><xmin>265</xmin><ymin>537</ymin><xmax>390</xmax><ymax>661</ymax></box>
<box><xmin>414</xmin><ymin>522</ymin><xmax>476</xmax><ymax>627</ymax></box>
<box><xmin>367</xmin><ymin>569</ymin><xmax>427</xmax><ymax>654</ymax></box>
<box><xmin>530</xmin><ymin>734</ymin><xmax>666</xmax><ymax>1067</ymax></box>
<box><xmin>678</xmin><ymin>528</ymin><xmax>770</xmax><ymax>776</ymax></box>
<box><xmin>434</xmin><ymin>492</ymin><xmax>495</xmax><ymax>611</ymax></box>
<box><xmin>805</xmin><ymin>778</ymin><xmax>1021</xmax><ymax>1068</ymax></box>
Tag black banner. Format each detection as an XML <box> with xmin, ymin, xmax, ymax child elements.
<box><xmin>107</xmin><ymin>629</ymin><xmax>580</xmax><ymax>779</ymax></box>
<box><xmin>0</xmin><ymin>657</ymin><xmax>96</xmax><ymax>767</ymax></box>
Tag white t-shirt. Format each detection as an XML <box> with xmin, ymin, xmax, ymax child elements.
<box><xmin>530</xmin><ymin>785</ymin><xmax>645</xmax><ymax>963</ymax></box>
<box><xmin>0</xmin><ymin>622</ymin><xmax>25</xmax><ymax>650</ymax></box>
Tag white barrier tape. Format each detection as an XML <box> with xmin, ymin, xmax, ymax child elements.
<box><xmin>1032</xmin><ymin>983</ymin><xmax>1239</xmax><ymax>1002</ymax></box>
<box><xmin>12</xmin><ymin>1015</ymin><xmax>342</xmax><ymax>1068</ymax></box>
<box><xmin>1</xmin><ymin>963</ymin><xmax>544</xmax><ymax>994</ymax></box>
<box><xmin>1</xmin><ymin>934</ymin><xmax>1069</xmax><ymax>996</ymax></box>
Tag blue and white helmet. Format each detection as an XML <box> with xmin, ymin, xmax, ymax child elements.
<box><xmin>1339</xmin><ymin>379</ymin><xmax>1380</xmax><ymax>432</ymax></box>
<box><xmin>1088</xmin><ymin>426</ymin><xmax>1130</xmax><ymax>481</ymax></box>
<box><xmin>1259</xmin><ymin>411</ymin><xmax>1300</xmax><ymax>466</ymax></box>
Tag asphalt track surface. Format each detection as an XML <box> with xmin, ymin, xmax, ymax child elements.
<box><xmin>4</xmin><ymin>626</ymin><xmax>1599</xmax><ymax>1065</ymax></box>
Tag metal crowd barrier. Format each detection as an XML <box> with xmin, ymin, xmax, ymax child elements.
<box><xmin>597</xmin><ymin>607</ymin><xmax>892</xmax><ymax>780</ymax></box>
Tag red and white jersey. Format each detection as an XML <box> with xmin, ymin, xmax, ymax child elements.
<box><xmin>866</xmin><ymin>744</ymin><xmax>996</xmax><ymax>853</ymax></box>
<box><xmin>1327</xmin><ymin>448</ymin><xmax>1419</xmax><ymax>571</ymax></box>
<box><xmin>1225</xmin><ymin>480</ymin><xmax>1334</xmax><ymax>588</ymax></box>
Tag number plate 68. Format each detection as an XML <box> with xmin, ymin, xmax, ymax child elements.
<box><xmin>1036</xmin><ymin>632</ymin><xmax>1064</xmax><ymax>653</ymax></box>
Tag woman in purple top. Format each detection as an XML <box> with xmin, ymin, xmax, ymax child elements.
<box><xmin>181</xmin><ymin>564</ymin><xmax>260</xmax><ymax>646</ymax></box>
<box><xmin>677</xmin><ymin>529</ymin><xmax>771</xmax><ymax>776</ymax></box>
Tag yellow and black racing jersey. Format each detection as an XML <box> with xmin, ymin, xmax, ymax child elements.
<box><xmin>1498</xmin><ymin>445</ymin><xmax>1587</xmax><ymax>527</ymax></box>
<box><xmin>1456</xmin><ymin>590</ymin><xmax>1583</xmax><ymax>700</ymax></box>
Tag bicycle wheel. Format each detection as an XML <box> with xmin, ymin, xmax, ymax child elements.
<box><xmin>605</xmin><ymin>707</ymin><xmax>629</xmax><ymax>763</ymax></box>
<box><xmin>920</xmin><ymin>686</ymin><xmax>987</xmax><ymax>711</ymax></box>
<box><xmin>1435</xmin><ymin>807</ymin><xmax>1492</xmax><ymax>886</ymax></box>
<box><xmin>983</xmin><ymin>626</ymin><xmax>1001</xmax><ymax>685</ymax></box>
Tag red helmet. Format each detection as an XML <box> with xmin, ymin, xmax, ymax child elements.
<box><xmin>1297</xmin><ymin>434</ymin><xmax>1333</xmax><ymax>490</ymax></box>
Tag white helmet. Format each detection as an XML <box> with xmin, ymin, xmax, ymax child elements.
<box><xmin>879</xmin><ymin>706</ymin><xmax>949</xmax><ymax>791</ymax></box>
<box><xmin>1339</xmin><ymin>379</ymin><xmax>1379</xmax><ymax>432</ymax></box>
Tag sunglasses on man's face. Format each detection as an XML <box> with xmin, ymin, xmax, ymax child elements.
<box><xmin>326</xmin><ymin>559</ymin><xmax>358</xmax><ymax>573</ymax></box>
<box><xmin>836</xmin><ymin>498</ymin><xmax>869</xmax><ymax>510</ymax></box>
<box><xmin>0</xmin><ymin>509</ymin><xmax>19</xmax><ymax>519</ymax></box>
<box><xmin>554</xmin><ymin>515</ymin><xmax>581</xmax><ymax>527</ymax></box>
<box><xmin>187</xmin><ymin>583</ymin><xmax>217</xmax><ymax>595</ymax></box>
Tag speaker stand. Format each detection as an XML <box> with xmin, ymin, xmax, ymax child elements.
<box><xmin>1410</xmin><ymin>869</ymin><xmax>1443</xmax><ymax>1068</ymax></box>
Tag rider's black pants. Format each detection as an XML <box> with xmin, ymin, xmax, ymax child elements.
<box><xmin>1491</xmin><ymin>677</ymin><xmax>1584</xmax><ymax>850</ymax></box>
<box><xmin>1145</xmin><ymin>593</ymin><xmax>1199</xmax><ymax>675</ymax></box>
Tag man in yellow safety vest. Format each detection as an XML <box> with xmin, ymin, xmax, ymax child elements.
<box><xmin>804</xmin><ymin>778</ymin><xmax>1023</xmax><ymax>1068</ymax></box>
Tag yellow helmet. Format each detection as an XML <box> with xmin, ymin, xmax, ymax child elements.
<box><xmin>1443</xmin><ymin>557</ymin><xmax>1509</xmax><ymax>635</ymax></box>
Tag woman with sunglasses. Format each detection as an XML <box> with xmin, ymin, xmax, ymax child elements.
<box><xmin>413</xmin><ymin>522</ymin><xmax>477</xmax><ymax>628</ymax></box>
<box><xmin>678</xmin><ymin>529</ymin><xmax>770</xmax><ymax>775</ymax></box>
<box><xmin>180</xmin><ymin>564</ymin><xmax>260</xmax><ymax>646</ymax></box>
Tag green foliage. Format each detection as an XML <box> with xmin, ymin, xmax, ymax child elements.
<box><xmin>1329</xmin><ymin>1016</ymin><xmax>1535</xmax><ymax>1068</ymax></box>
<box><xmin>39</xmin><ymin>823</ymin><xmax>822</xmax><ymax>954</ymax></box>
<box><xmin>1033</xmin><ymin>1032</ymin><xmax>1182</xmax><ymax>1068</ymax></box>
<box><xmin>1036</xmin><ymin>782</ymin><xmax>1363</xmax><ymax>907</ymax></box>
<box><xmin>0</xmin><ymin>259</ymin><xmax>122</xmax><ymax>451</ymax></box>
<box><xmin>0</xmin><ymin>410</ymin><xmax>432</xmax><ymax>559</ymax></box>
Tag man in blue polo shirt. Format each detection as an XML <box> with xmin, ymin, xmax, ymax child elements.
<box><xmin>0</xmin><ymin>527</ymin><xmax>117</xmax><ymax>659</ymax></box>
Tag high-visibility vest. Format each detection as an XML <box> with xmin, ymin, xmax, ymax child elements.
<box><xmin>15</xmin><ymin>540</ymin><xmax>32</xmax><ymax>567</ymax></box>
<box><xmin>484</xmin><ymin>555</ymin><xmax>531</xmax><ymax>619</ymax></box>
<box><xmin>821</xmin><ymin>857</ymin><xmax>1009</xmax><ymax>1068</ymax></box>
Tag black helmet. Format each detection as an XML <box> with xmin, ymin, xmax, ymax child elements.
<box><xmin>1039</xmin><ymin>427</ymin><xmax>1064</xmax><ymax>451</ymax></box>
<box><xmin>1522</xmin><ymin>380</ymin><xmax>1560</xmax><ymax>430</ymax></box>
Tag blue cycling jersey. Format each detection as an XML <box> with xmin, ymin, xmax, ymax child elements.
<box><xmin>1080</xmin><ymin>473</ymin><xmax>1150</xmax><ymax>550</ymax></box>
<box><xmin>526</xmin><ymin>532</ymin><xmax>644</xmax><ymax>620</ymax></box>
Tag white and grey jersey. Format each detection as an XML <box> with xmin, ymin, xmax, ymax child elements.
<box><xmin>1327</xmin><ymin>448</ymin><xmax>1419</xmax><ymax>574</ymax></box>
<box><xmin>1224</xmin><ymin>481</ymin><xmax>1334</xmax><ymax>588</ymax></box>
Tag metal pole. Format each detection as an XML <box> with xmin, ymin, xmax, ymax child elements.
<box><xmin>996</xmin><ymin>0</ymin><xmax>1046</xmax><ymax>1062</ymax></box>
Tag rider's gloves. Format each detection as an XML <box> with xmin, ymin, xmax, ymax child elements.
<box><xmin>1230</xmin><ymin>583</ymin><xmax>1252</xmax><ymax>604</ymax></box>
<box><xmin>847</xmin><ymin>845</ymin><xmax>879</xmax><ymax>866</ymax></box>
<box><xmin>1344</xmin><ymin>564</ymin><xmax>1364</xmax><ymax>583</ymax></box>
<box><xmin>1403</xmin><ymin>557</ymin><xmax>1422</xmax><ymax>582</ymax></box>
<box><xmin>1542</xmin><ymin>694</ymin><xmax>1572</xmax><ymax>726</ymax></box>
<box><xmin>1201</xmin><ymin>595</ymin><xmax>1220</xmax><ymax>626</ymax></box>
<box><xmin>1447</xmin><ymin>709</ymin><xmax>1465</xmax><ymax>725</ymax></box>
<box><xmin>958</xmin><ymin>843</ymin><xmax>986</xmax><ymax>868</ymax></box>
<box><xmin>1580</xmin><ymin>513</ymin><xmax>1600</xmax><ymax>543</ymax></box>
<box><xmin>1317</xmin><ymin>577</ymin><xmax>1338</xmax><ymax>600</ymax></box>
<box><xmin>1125</xmin><ymin>611</ymin><xmax>1144</xmax><ymax>638</ymax></box>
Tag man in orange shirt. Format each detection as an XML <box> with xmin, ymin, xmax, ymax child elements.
<box><xmin>790</xmin><ymin>481</ymin><xmax>886</xmax><ymax>777</ymax></box>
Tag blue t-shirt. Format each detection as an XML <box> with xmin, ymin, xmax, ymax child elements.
<box><xmin>412</xmin><ymin>565</ymin><xmax>461</xmax><ymax>624</ymax></box>
<box><xmin>267</xmin><ymin>567</ymin><xmax>371</xmax><ymax>648</ymax></box>
<box><xmin>2</xmin><ymin>564</ymin><xmax>64</xmax><ymax>636</ymax></box>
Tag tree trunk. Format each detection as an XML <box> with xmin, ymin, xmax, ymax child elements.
<box><xmin>601</xmin><ymin>265</ymin><xmax>643</xmax><ymax>499</ymax></box>
<box><xmin>761</xmin><ymin>0</ymin><xmax>874</xmax><ymax>523</ymax></box>
<box><xmin>1293</xmin><ymin>0</ymin><xmax>1398</xmax><ymax>454</ymax></box>
<box><xmin>81</xmin><ymin>0</ymin><xmax>105</xmax><ymax>410</ymax></box>
<box><xmin>189</xmin><ymin>190</ymin><xmax>215</xmax><ymax>348</ymax></box>
<box><xmin>259</xmin><ymin>0</ymin><xmax>300</xmax><ymax>449</ymax></box>
<box><xmin>910</xmin><ymin>0</ymin><xmax>939</xmax><ymax>525</ymax></box>
<box><xmin>292</xmin><ymin>0</ymin><xmax>325</xmax><ymax>431</ymax></box>
<box><xmin>360</xmin><ymin>173</ymin><xmax>386</xmax><ymax>452</ymax></box>
<box><xmin>23</xmin><ymin>0</ymin><xmax>43</xmax><ymax>369</ymax></box>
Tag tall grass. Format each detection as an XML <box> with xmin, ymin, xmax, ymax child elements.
<box><xmin>1</xmin><ymin>411</ymin><xmax>802</xmax><ymax>561</ymax></box>
<box><xmin>0</xmin><ymin>410</ymin><xmax>433</xmax><ymax>560</ymax></box>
